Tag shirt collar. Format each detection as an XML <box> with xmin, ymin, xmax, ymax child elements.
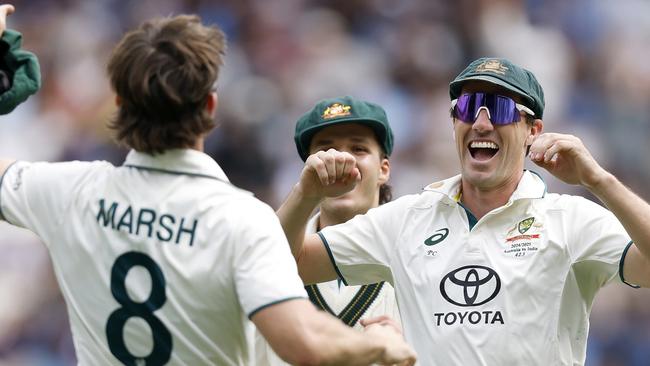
<box><xmin>423</xmin><ymin>174</ymin><xmax>462</xmax><ymax>205</ymax></box>
<box><xmin>423</xmin><ymin>170</ymin><xmax>546</xmax><ymax>204</ymax></box>
<box><xmin>510</xmin><ymin>170</ymin><xmax>547</xmax><ymax>201</ymax></box>
<box><xmin>123</xmin><ymin>149</ymin><xmax>230</xmax><ymax>182</ymax></box>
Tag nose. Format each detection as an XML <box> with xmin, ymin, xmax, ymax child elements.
<box><xmin>472</xmin><ymin>108</ymin><xmax>493</xmax><ymax>133</ymax></box>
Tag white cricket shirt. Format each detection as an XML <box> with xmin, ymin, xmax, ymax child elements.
<box><xmin>320</xmin><ymin>170</ymin><xmax>634</xmax><ymax>366</ymax></box>
<box><xmin>254</xmin><ymin>214</ymin><xmax>401</xmax><ymax>366</ymax></box>
<box><xmin>0</xmin><ymin>149</ymin><xmax>307</xmax><ymax>365</ymax></box>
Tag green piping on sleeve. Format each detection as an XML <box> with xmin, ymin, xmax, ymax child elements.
<box><xmin>318</xmin><ymin>232</ymin><xmax>348</xmax><ymax>286</ymax></box>
<box><xmin>248</xmin><ymin>296</ymin><xmax>307</xmax><ymax>319</ymax></box>
<box><xmin>619</xmin><ymin>240</ymin><xmax>641</xmax><ymax>289</ymax></box>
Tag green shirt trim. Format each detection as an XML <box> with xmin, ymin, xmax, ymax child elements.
<box><xmin>619</xmin><ymin>240</ymin><xmax>640</xmax><ymax>289</ymax></box>
<box><xmin>248</xmin><ymin>296</ymin><xmax>307</xmax><ymax>319</ymax></box>
<box><xmin>305</xmin><ymin>282</ymin><xmax>385</xmax><ymax>327</ymax></box>
<box><xmin>457</xmin><ymin>201</ymin><xmax>478</xmax><ymax>231</ymax></box>
<box><xmin>318</xmin><ymin>232</ymin><xmax>348</xmax><ymax>286</ymax></box>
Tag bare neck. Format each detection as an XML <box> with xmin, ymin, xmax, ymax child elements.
<box><xmin>460</xmin><ymin>171</ymin><xmax>523</xmax><ymax>220</ymax></box>
<box><xmin>317</xmin><ymin>209</ymin><xmax>356</xmax><ymax>230</ymax></box>
<box><xmin>192</xmin><ymin>137</ymin><xmax>205</xmax><ymax>152</ymax></box>
<box><xmin>317</xmin><ymin>199</ymin><xmax>380</xmax><ymax>230</ymax></box>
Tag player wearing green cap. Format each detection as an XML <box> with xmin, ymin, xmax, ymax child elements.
<box><xmin>0</xmin><ymin>6</ymin><xmax>417</xmax><ymax>365</ymax></box>
<box><xmin>278</xmin><ymin>57</ymin><xmax>650</xmax><ymax>365</ymax></box>
<box><xmin>256</xmin><ymin>96</ymin><xmax>401</xmax><ymax>365</ymax></box>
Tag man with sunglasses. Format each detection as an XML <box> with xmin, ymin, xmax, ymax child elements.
<box><xmin>0</xmin><ymin>6</ymin><xmax>419</xmax><ymax>365</ymax></box>
<box><xmin>278</xmin><ymin>57</ymin><xmax>650</xmax><ymax>365</ymax></box>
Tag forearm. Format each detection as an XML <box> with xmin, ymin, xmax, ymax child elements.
<box><xmin>256</xmin><ymin>299</ymin><xmax>393</xmax><ymax>366</ymax></box>
<box><xmin>276</xmin><ymin>183</ymin><xmax>322</xmax><ymax>259</ymax></box>
<box><xmin>588</xmin><ymin>172</ymin><xmax>650</xmax><ymax>260</ymax></box>
<box><xmin>301</xmin><ymin>310</ymin><xmax>386</xmax><ymax>366</ymax></box>
<box><xmin>257</xmin><ymin>297</ymin><xmax>416</xmax><ymax>365</ymax></box>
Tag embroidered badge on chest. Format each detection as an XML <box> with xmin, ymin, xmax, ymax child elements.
<box><xmin>503</xmin><ymin>217</ymin><xmax>543</xmax><ymax>258</ymax></box>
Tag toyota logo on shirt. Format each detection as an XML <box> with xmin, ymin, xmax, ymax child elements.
<box><xmin>440</xmin><ymin>265</ymin><xmax>501</xmax><ymax>307</ymax></box>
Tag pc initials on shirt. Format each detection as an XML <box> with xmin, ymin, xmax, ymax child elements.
<box><xmin>96</xmin><ymin>199</ymin><xmax>198</xmax><ymax>247</ymax></box>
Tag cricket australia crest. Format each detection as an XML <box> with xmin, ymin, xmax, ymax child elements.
<box><xmin>475</xmin><ymin>59</ymin><xmax>509</xmax><ymax>75</ymax></box>
<box><xmin>517</xmin><ymin>217</ymin><xmax>535</xmax><ymax>234</ymax></box>
<box><xmin>322</xmin><ymin>103</ymin><xmax>351</xmax><ymax>119</ymax></box>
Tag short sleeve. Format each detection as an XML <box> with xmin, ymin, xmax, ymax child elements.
<box><xmin>1</xmin><ymin>160</ymin><xmax>111</xmax><ymax>244</ymax></box>
<box><xmin>319</xmin><ymin>198</ymin><xmax>407</xmax><ymax>286</ymax></box>
<box><xmin>233</xmin><ymin>200</ymin><xmax>307</xmax><ymax>318</ymax></box>
<box><xmin>566</xmin><ymin>196</ymin><xmax>631</xmax><ymax>287</ymax></box>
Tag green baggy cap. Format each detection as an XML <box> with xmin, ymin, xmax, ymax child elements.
<box><xmin>294</xmin><ymin>96</ymin><xmax>394</xmax><ymax>161</ymax></box>
<box><xmin>0</xmin><ymin>29</ymin><xmax>41</xmax><ymax>115</ymax></box>
<box><xmin>449</xmin><ymin>57</ymin><xmax>545</xmax><ymax>119</ymax></box>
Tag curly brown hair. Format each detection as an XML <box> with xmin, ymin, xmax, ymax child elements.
<box><xmin>107</xmin><ymin>15</ymin><xmax>226</xmax><ymax>154</ymax></box>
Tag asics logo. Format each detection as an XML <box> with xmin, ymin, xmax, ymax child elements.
<box><xmin>424</xmin><ymin>228</ymin><xmax>449</xmax><ymax>246</ymax></box>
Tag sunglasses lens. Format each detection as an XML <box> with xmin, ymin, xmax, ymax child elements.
<box><xmin>490</xmin><ymin>95</ymin><xmax>520</xmax><ymax>124</ymax></box>
<box><xmin>453</xmin><ymin>94</ymin><xmax>477</xmax><ymax>122</ymax></box>
<box><xmin>453</xmin><ymin>93</ymin><xmax>520</xmax><ymax>125</ymax></box>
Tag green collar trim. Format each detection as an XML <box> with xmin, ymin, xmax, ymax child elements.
<box><xmin>305</xmin><ymin>282</ymin><xmax>385</xmax><ymax>327</ymax></box>
<box><xmin>457</xmin><ymin>201</ymin><xmax>478</xmax><ymax>231</ymax></box>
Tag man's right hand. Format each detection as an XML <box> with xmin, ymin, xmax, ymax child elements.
<box><xmin>364</xmin><ymin>323</ymin><xmax>417</xmax><ymax>366</ymax></box>
<box><xmin>297</xmin><ymin>148</ymin><xmax>361</xmax><ymax>201</ymax></box>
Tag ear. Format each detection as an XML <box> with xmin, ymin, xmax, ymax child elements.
<box><xmin>378</xmin><ymin>157</ymin><xmax>390</xmax><ymax>185</ymax></box>
<box><xmin>115</xmin><ymin>95</ymin><xmax>122</xmax><ymax>106</ymax></box>
<box><xmin>525</xmin><ymin>119</ymin><xmax>543</xmax><ymax>146</ymax></box>
<box><xmin>206</xmin><ymin>91</ymin><xmax>218</xmax><ymax>116</ymax></box>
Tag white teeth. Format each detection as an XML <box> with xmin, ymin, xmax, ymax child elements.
<box><xmin>470</xmin><ymin>141</ymin><xmax>499</xmax><ymax>149</ymax></box>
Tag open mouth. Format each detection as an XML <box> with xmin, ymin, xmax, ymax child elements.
<box><xmin>468</xmin><ymin>141</ymin><xmax>499</xmax><ymax>161</ymax></box>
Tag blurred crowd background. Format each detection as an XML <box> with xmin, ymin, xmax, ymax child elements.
<box><xmin>1</xmin><ymin>0</ymin><xmax>650</xmax><ymax>364</ymax></box>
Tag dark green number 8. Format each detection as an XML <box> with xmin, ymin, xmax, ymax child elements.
<box><xmin>106</xmin><ymin>251</ymin><xmax>172</xmax><ymax>365</ymax></box>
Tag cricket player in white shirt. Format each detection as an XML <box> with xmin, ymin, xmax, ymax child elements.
<box><xmin>255</xmin><ymin>96</ymin><xmax>402</xmax><ymax>365</ymax></box>
<box><xmin>0</xmin><ymin>6</ymin><xmax>416</xmax><ymax>365</ymax></box>
<box><xmin>278</xmin><ymin>57</ymin><xmax>650</xmax><ymax>365</ymax></box>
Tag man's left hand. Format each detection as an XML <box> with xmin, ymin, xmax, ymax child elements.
<box><xmin>529</xmin><ymin>132</ymin><xmax>609</xmax><ymax>189</ymax></box>
<box><xmin>361</xmin><ymin>315</ymin><xmax>402</xmax><ymax>335</ymax></box>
